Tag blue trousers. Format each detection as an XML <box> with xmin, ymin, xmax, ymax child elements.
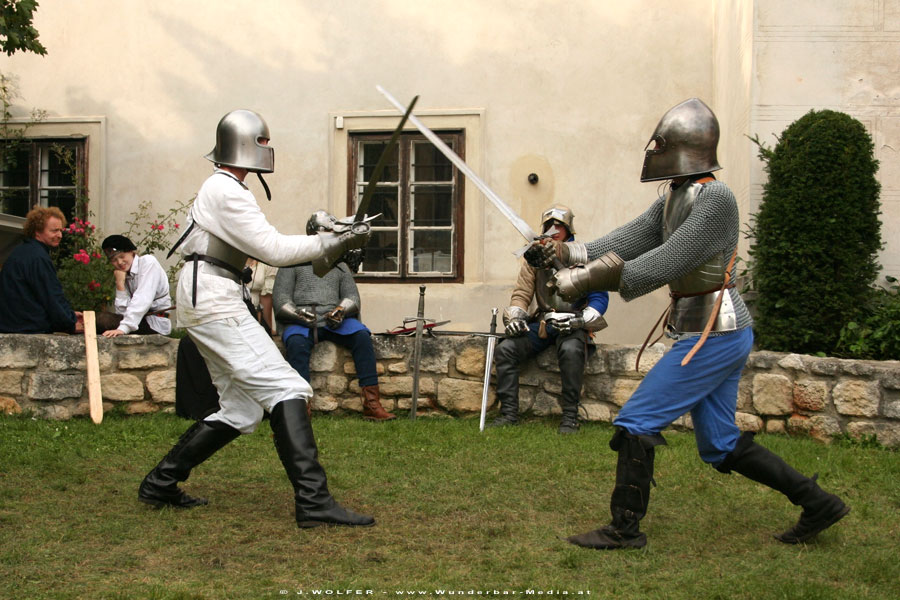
<box><xmin>613</xmin><ymin>327</ymin><xmax>754</xmax><ymax>465</ymax></box>
<box><xmin>284</xmin><ymin>329</ymin><xmax>378</xmax><ymax>388</ymax></box>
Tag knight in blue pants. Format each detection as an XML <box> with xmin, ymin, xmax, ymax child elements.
<box><xmin>528</xmin><ymin>98</ymin><xmax>849</xmax><ymax>549</ymax></box>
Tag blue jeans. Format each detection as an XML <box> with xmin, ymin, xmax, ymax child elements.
<box><xmin>284</xmin><ymin>329</ymin><xmax>379</xmax><ymax>388</ymax></box>
<box><xmin>613</xmin><ymin>327</ymin><xmax>754</xmax><ymax>465</ymax></box>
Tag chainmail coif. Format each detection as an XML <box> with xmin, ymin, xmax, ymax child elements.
<box><xmin>584</xmin><ymin>180</ymin><xmax>752</xmax><ymax>333</ymax></box>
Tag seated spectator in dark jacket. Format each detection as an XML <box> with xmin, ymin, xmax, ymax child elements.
<box><xmin>0</xmin><ymin>206</ymin><xmax>83</xmax><ymax>334</ymax></box>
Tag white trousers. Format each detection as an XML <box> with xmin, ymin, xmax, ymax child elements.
<box><xmin>188</xmin><ymin>313</ymin><xmax>313</xmax><ymax>434</ymax></box>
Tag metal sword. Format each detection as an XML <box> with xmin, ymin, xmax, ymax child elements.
<box><xmin>311</xmin><ymin>94</ymin><xmax>418</xmax><ymax>277</ymax></box>
<box><xmin>409</xmin><ymin>284</ymin><xmax>426</xmax><ymax>420</ymax></box>
<box><xmin>479</xmin><ymin>307</ymin><xmax>499</xmax><ymax>432</ymax></box>
<box><xmin>376</xmin><ymin>85</ymin><xmax>549</xmax><ymax>248</ymax></box>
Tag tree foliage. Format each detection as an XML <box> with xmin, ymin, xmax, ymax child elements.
<box><xmin>750</xmin><ymin>110</ymin><xmax>882</xmax><ymax>354</ymax></box>
<box><xmin>0</xmin><ymin>0</ymin><xmax>47</xmax><ymax>56</ymax></box>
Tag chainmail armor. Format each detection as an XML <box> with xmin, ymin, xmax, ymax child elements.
<box><xmin>583</xmin><ymin>180</ymin><xmax>751</xmax><ymax>333</ymax></box>
<box><xmin>272</xmin><ymin>262</ymin><xmax>360</xmax><ymax>331</ymax></box>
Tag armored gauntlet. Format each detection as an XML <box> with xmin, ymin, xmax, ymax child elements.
<box><xmin>550</xmin><ymin>252</ymin><xmax>624</xmax><ymax>302</ymax></box>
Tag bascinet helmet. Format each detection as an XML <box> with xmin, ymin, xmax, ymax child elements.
<box><xmin>205</xmin><ymin>109</ymin><xmax>274</xmax><ymax>173</ymax></box>
<box><xmin>540</xmin><ymin>204</ymin><xmax>575</xmax><ymax>235</ymax></box>
<box><xmin>640</xmin><ymin>98</ymin><xmax>721</xmax><ymax>182</ymax></box>
<box><xmin>306</xmin><ymin>210</ymin><xmax>337</xmax><ymax>235</ymax></box>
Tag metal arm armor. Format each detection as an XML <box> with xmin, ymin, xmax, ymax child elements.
<box><xmin>275</xmin><ymin>301</ymin><xmax>316</xmax><ymax>326</ymax></box>
<box><xmin>336</xmin><ymin>297</ymin><xmax>359</xmax><ymax>318</ymax></box>
<box><xmin>551</xmin><ymin>251</ymin><xmax>625</xmax><ymax>302</ymax></box>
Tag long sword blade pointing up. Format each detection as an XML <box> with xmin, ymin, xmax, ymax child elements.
<box><xmin>376</xmin><ymin>85</ymin><xmax>542</xmax><ymax>244</ymax></box>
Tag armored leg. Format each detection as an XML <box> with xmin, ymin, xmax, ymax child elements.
<box><xmin>717</xmin><ymin>432</ymin><xmax>849</xmax><ymax>544</ymax></box>
<box><xmin>557</xmin><ymin>333</ymin><xmax>586</xmax><ymax>434</ymax></box>
<box><xmin>138</xmin><ymin>419</ymin><xmax>240</xmax><ymax>508</ymax></box>
<box><xmin>567</xmin><ymin>427</ymin><xmax>663</xmax><ymax>549</ymax></box>
<box><xmin>269</xmin><ymin>398</ymin><xmax>375</xmax><ymax>528</ymax></box>
<box><xmin>486</xmin><ymin>337</ymin><xmax>531</xmax><ymax>427</ymax></box>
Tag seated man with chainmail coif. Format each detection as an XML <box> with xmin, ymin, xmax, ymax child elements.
<box><xmin>273</xmin><ymin>210</ymin><xmax>395</xmax><ymax>421</ymax></box>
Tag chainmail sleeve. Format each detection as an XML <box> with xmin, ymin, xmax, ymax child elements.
<box><xmin>586</xmin><ymin>182</ymin><xmax>736</xmax><ymax>299</ymax></box>
<box><xmin>584</xmin><ymin>198</ymin><xmax>666</xmax><ymax>263</ymax></box>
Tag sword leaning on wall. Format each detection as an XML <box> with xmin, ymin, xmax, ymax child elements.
<box><xmin>479</xmin><ymin>308</ymin><xmax>499</xmax><ymax>432</ymax></box>
<box><xmin>409</xmin><ymin>285</ymin><xmax>427</xmax><ymax>420</ymax></box>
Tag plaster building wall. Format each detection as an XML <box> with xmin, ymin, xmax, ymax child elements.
<box><xmin>3</xmin><ymin>1</ymin><xmax>897</xmax><ymax>343</ymax></box>
<box><xmin>750</xmin><ymin>0</ymin><xmax>900</xmax><ymax>277</ymax></box>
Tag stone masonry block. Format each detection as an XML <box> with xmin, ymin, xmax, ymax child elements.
<box><xmin>531</xmin><ymin>391</ymin><xmax>562</xmax><ymax>416</ymax></box>
<box><xmin>145</xmin><ymin>370</ymin><xmax>176</xmax><ymax>403</ymax></box>
<box><xmin>793</xmin><ymin>380</ymin><xmax>828</xmax><ymax>412</ymax></box>
<box><xmin>310</xmin><ymin>342</ymin><xmax>338</xmax><ymax>372</ymax></box>
<box><xmin>43</xmin><ymin>337</ymin><xmax>86</xmax><ymax>371</ymax></box>
<box><xmin>807</xmin><ymin>415</ymin><xmax>842</xmax><ymax>443</ymax></box>
<box><xmin>737</xmin><ymin>376</ymin><xmax>753</xmax><ymax>411</ymax></box>
<box><xmin>0</xmin><ymin>371</ymin><xmax>24</xmax><ymax>395</ymax></box>
<box><xmin>379</xmin><ymin>376</ymin><xmax>435</xmax><ymax>397</ymax></box>
<box><xmin>118</xmin><ymin>349</ymin><xmax>170</xmax><ymax>370</ymax></box>
<box><xmin>607</xmin><ymin>343</ymin><xmax>664</xmax><ymax>376</ymax></box>
<box><xmin>455</xmin><ymin>345</ymin><xmax>486</xmax><ymax>376</ymax></box>
<box><xmin>100</xmin><ymin>373</ymin><xmax>145</xmax><ymax>402</ymax></box>
<box><xmin>585</xmin><ymin>346</ymin><xmax>607</xmax><ymax>375</ymax></box>
<box><xmin>833</xmin><ymin>380</ymin><xmax>880</xmax><ymax>417</ymax></box>
<box><xmin>735</xmin><ymin>412</ymin><xmax>763</xmax><ymax>432</ymax></box>
<box><xmin>847</xmin><ymin>421</ymin><xmax>900</xmax><ymax>448</ymax></box>
<box><xmin>581</xmin><ymin>401</ymin><xmax>612</xmax><ymax>423</ymax></box>
<box><xmin>777</xmin><ymin>354</ymin><xmax>807</xmax><ymax>371</ymax></box>
<box><xmin>0</xmin><ymin>396</ymin><xmax>22</xmax><ymax>414</ymax></box>
<box><xmin>27</xmin><ymin>372</ymin><xmax>84</xmax><ymax>400</ymax></box>
<box><xmin>609</xmin><ymin>379</ymin><xmax>640</xmax><ymax>407</ymax></box>
<box><xmin>436</xmin><ymin>377</ymin><xmax>492</xmax><ymax>412</ymax></box>
<box><xmin>752</xmin><ymin>374</ymin><xmax>793</xmax><ymax>415</ymax></box>
<box><xmin>0</xmin><ymin>335</ymin><xmax>42</xmax><ymax>368</ymax></box>
<box><xmin>373</xmin><ymin>336</ymin><xmax>409</xmax><ymax>360</ymax></box>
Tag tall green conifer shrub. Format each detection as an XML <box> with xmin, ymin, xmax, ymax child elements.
<box><xmin>751</xmin><ymin>110</ymin><xmax>881</xmax><ymax>354</ymax></box>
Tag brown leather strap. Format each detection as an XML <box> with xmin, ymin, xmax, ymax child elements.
<box><xmin>635</xmin><ymin>302</ymin><xmax>671</xmax><ymax>371</ymax></box>
<box><xmin>680</xmin><ymin>246</ymin><xmax>739</xmax><ymax>366</ymax></box>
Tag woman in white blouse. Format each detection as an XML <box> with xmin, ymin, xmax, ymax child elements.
<box><xmin>99</xmin><ymin>234</ymin><xmax>172</xmax><ymax>337</ymax></box>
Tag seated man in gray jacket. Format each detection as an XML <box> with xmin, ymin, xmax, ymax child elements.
<box><xmin>273</xmin><ymin>210</ymin><xmax>395</xmax><ymax>421</ymax></box>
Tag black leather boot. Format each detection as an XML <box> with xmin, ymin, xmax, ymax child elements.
<box><xmin>486</xmin><ymin>339</ymin><xmax>525</xmax><ymax>428</ymax></box>
<box><xmin>717</xmin><ymin>432</ymin><xmax>850</xmax><ymax>544</ymax></box>
<box><xmin>567</xmin><ymin>428</ymin><xmax>663</xmax><ymax>549</ymax></box>
<box><xmin>557</xmin><ymin>336</ymin><xmax>586</xmax><ymax>434</ymax></box>
<box><xmin>269</xmin><ymin>399</ymin><xmax>375</xmax><ymax>528</ymax></box>
<box><xmin>138</xmin><ymin>419</ymin><xmax>240</xmax><ymax>508</ymax></box>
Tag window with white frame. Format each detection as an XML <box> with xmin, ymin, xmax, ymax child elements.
<box><xmin>348</xmin><ymin>131</ymin><xmax>464</xmax><ymax>282</ymax></box>
<box><xmin>0</xmin><ymin>137</ymin><xmax>85</xmax><ymax>221</ymax></box>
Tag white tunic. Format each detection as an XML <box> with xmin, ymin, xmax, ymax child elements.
<box><xmin>175</xmin><ymin>169</ymin><xmax>325</xmax><ymax>433</ymax></box>
<box><xmin>175</xmin><ymin>170</ymin><xmax>324</xmax><ymax>328</ymax></box>
<box><xmin>115</xmin><ymin>253</ymin><xmax>172</xmax><ymax>335</ymax></box>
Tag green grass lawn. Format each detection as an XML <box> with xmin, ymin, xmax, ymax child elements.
<box><xmin>1</xmin><ymin>411</ymin><xmax>897</xmax><ymax>600</ymax></box>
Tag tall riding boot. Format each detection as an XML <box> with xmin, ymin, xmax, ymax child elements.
<box><xmin>269</xmin><ymin>398</ymin><xmax>375</xmax><ymax>528</ymax></box>
<box><xmin>361</xmin><ymin>385</ymin><xmax>396</xmax><ymax>421</ymax></box>
<box><xmin>557</xmin><ymin>338</ymin><xmax>586</xmax><ymax>434</ymax></box>
<box><xmin>717</xmin><ymin>432</ymin><xmax>849</xmax><ymax>544</ymax></box>
<box><xmin>567</xmin><ymin>427</ymin><xmax>663</xmax><ymax>549</ymax></box>
<box><xmin>138</xmin><ymin>419</ymin><xmax>240</xmax><ymax>508</ymax></box>
<box><xmin>486</xmin><ymin>340</ymin><xmax>523</xmax><ymax>427</ymax></box>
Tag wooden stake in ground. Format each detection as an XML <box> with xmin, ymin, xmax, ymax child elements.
<box><xmin>82</xmin><ymin>311</ymin><xmax>103</xmax><ymax>424</ymax></box>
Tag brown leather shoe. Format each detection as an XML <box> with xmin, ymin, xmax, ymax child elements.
<box><xmin>361</xmin><ymin>385</ymin><xmax>396</xmax><ymax>421</ymax></box>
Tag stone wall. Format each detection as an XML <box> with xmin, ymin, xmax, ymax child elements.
<box><xmin>1</xmin><ymin>333</ymin><xmax>898</xmax><ymax>447</ymax></box>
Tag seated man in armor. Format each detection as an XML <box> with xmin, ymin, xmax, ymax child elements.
<box><xmin>488</xmin><ymin>205</ymin><xmax>609</xmax><ymax>434</ymax></box>
<box><xmin>138</xmin><ymin>110</ymin><xmax>374</xmax><ymax>529</ymax></box>
<box><xmin>273</xmin><ymin>210</ymin><xmax>395</xmax><ymax>421</ymax></box>
<box><xmin>99</xmin><ymin>234</ymin><xmax>172</xmax><ymax>337</ymax></box>
<box><xmin>529</xmin><ymin>98</ymin><xmax>848</xmax><ymax>549</ymax></box>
